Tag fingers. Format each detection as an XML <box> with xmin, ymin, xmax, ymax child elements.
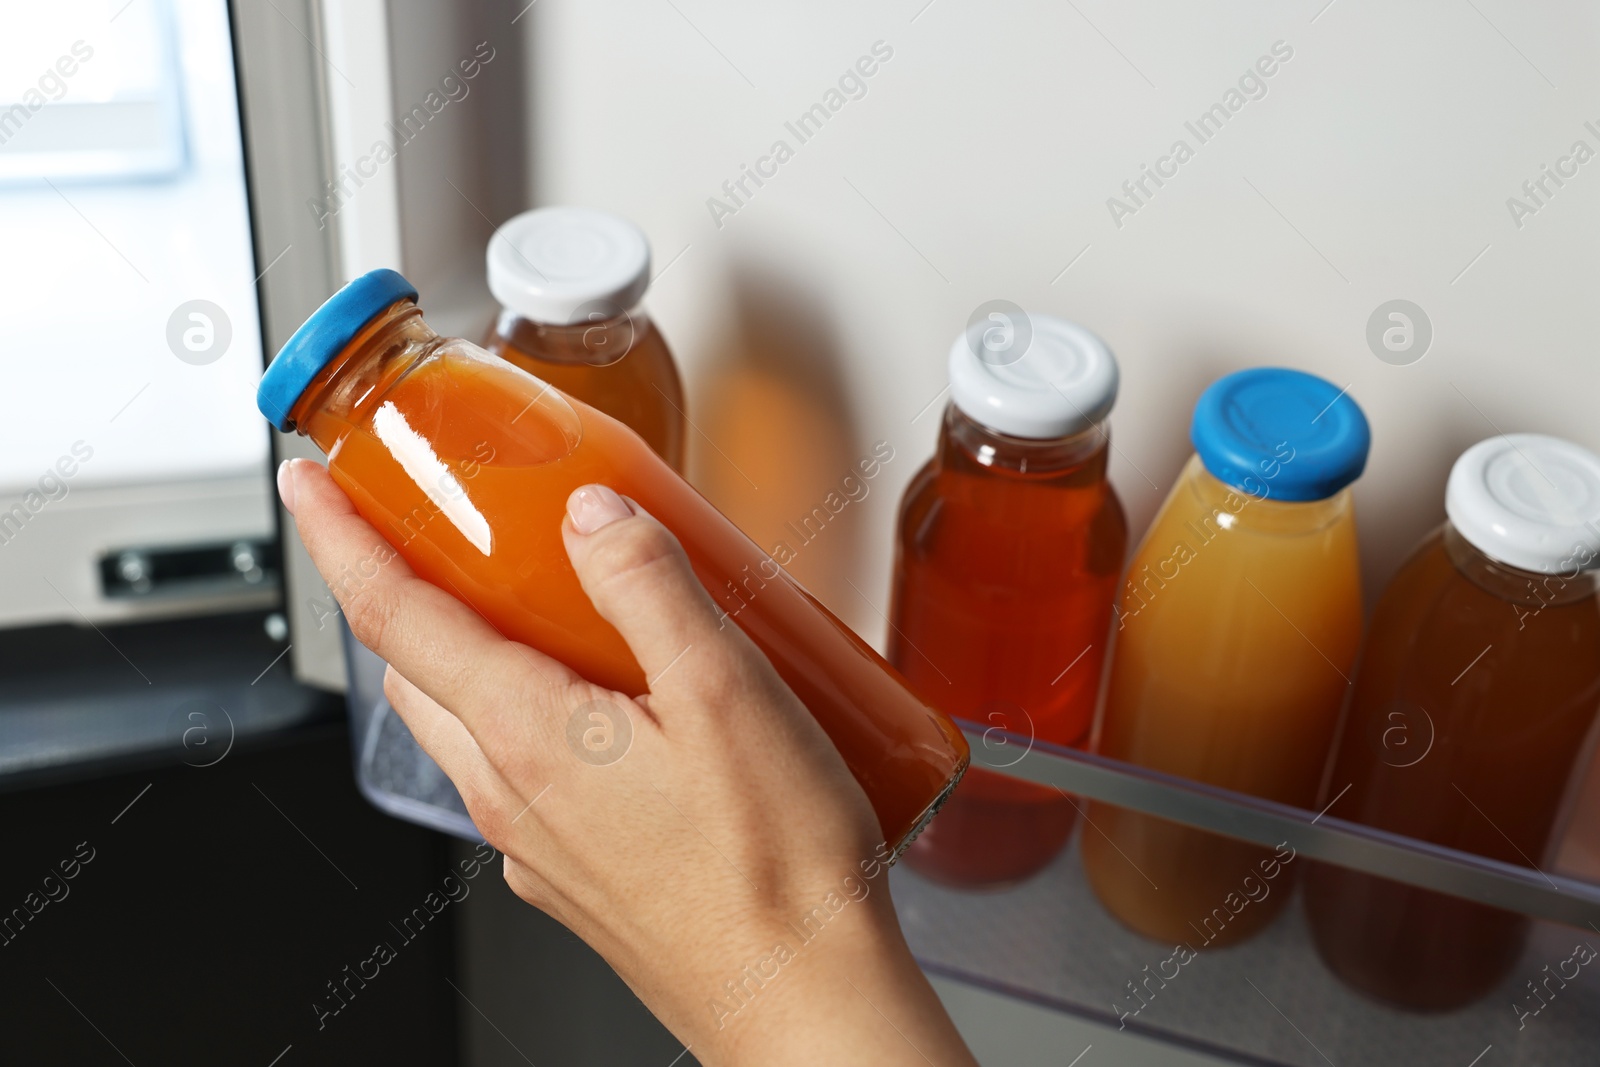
<box><xmin>561</xmin><ymin>485</ymin><xmax>741</xmax><ymax>691</ymax></box>
<box><xmin>282</xmin><ymin>458</ymin><xmax>578</xmax><ymax>728</ymax></box>
<box><xmin>382</xmin><ymin>666</ymin><xmax>529</xmax><ymax>830</ymax></box>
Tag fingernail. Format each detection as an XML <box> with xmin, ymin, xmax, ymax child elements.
<box><xmin>277</xmin><ymin>460</ymin><xmax>298</xmax><ymax>515</ymax></box>
<box><xmin>567</xmin><ymin>484</ymin><xmax>630</xmax><ymax>534</ymax></box>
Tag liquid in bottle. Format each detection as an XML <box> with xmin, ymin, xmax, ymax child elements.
<box><xmin>1082</xmin><ymin>368</ymin><xmax>1369</xmax><ymax>946</ymax></box>
<box><xmin>257</xmin><ymin>269</ymin><xmax>968</xmax><ymax>853</ymax></box>
<box><xmin>891</xmin><ymin>313</ymin><xmax>1127</xmax><ymax>887</ymax></box>
<box><xmin>483</xmin><ymin>207</ymin><xmax>686</xmax><ymax>471</ymax></box>
<box><xmin>1304</xmin><ymin>434</ymin><xmax>1600</xmax><ymax>1010</ymax></box>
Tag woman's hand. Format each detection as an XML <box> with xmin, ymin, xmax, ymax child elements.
<box><xmin>279</xmin><ymin>459</ymin><xmax>976</xmax><ymax>1067</ymax></box>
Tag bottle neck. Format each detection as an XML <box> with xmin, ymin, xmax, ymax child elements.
<box><xmin>1178</xmin><ymin>456</ymin><xmax>1353</xmax><ymax>534</ymax></box>
<box><xmin>289</xmin><ymin>300</ymin><xmax>441</xmax><ymax>449</ymax></box>
<box><xmin>938</xmin><ymin>404</ymin><xmax>1109</xmax><ymax>479</ymax></box>
<box><xmin>1444</xmin><ymin>521</ymin><xmax>1600</xmax><ymax>607</ymax></box>
<box><xmin>493</xmin><ymin>303</ymin><xmax>649</xmax><ymax>368</ymax></box>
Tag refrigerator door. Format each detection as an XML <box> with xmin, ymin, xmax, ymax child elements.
<box><xmin>341</xmin><ymin>620</ymin><xmax>481</xmax><ymax>841</ymax></box>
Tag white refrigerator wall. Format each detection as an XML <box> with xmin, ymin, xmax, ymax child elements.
<box><xmin>499</xmin><ymin>0</ymin><xmax>1599</xmax><ymax>639</ymax></box>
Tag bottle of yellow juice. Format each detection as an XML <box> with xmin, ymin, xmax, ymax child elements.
<box><xmin>1082</xmin><ymin>368</ymin><xmax>1369</xmax><ymax>947</ymax></box>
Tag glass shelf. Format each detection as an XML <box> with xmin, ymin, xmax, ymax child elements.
<box><xmin>892</xmin><ymin>723</ymin><xmax>1600</xmax><ymax>1066</ymax></box>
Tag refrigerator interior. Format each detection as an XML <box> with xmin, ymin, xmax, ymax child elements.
<box><xmin>331</xmin><ymin>1</ymin><xmax>1600</xmax><ymax>1064</ymax></box>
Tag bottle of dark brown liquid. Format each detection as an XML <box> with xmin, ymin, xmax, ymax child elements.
<box><xmin>483</xmin><ymin>206</ymin><xmax>687</xmax><ymax>471</ymax></box>
<box><xmin>1304</xmin><ymin>433</ymin><xmax>1600</xmax><ymax>1011</ymax></box>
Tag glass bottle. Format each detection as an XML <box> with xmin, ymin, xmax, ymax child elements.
<box><xmin>257</xmin><ymin>269</ymin><xmax>968</xmax><ymax>854</ymax></box>
<box><xmin>483</xmin><ymin>206</ymin><xmax>686</xmax><ymax>471</ymax></box>
<box><xmin>1304</xmin><ymin>434</ymin><xmax>1600</xmax><ymax>1010</ymax></box>
<box><xmin>891</xmin><ymin>313</ymin><xmax>1126</xmax><ymax>887</ymax></box>
<box><xmin>1082</xmin><ymin>368</ymin><xmax>1369</xmax><ymax>946</ymax></box>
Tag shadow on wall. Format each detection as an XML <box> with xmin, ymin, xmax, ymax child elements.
<box><xmin>688</xmin><ymin>260</ymin><xmax>872</xmax><ymax>630</ymax></box>
<box><xmin>1121</xmin><ymin>344</ymin><xmax>1232</xmax><ymax>529</ymax></box>
<box><xmin>390</xmin><ymin>0</ymin><xmax>533</xmax><ymax>307</ymax></box>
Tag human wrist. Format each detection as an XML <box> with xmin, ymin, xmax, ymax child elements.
<box><xmin>684</xmin><ymin>898</ymin><xmax>969</xmax><ymax>1067</ymax></box>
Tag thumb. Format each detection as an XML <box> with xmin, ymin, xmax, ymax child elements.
<box><xmin>561</xmin><ymin>484</ymin><xmax>731</xmax><ymax>688</ymax></box>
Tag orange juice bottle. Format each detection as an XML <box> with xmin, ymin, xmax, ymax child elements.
<box><xmin>482</xmin><ymin>207</ymin><xmax>686</xmax><ymax>471</ymax></box>
<box><xmin>892</xmin><ymin>313</ymin><xmax>1126</xmax><ymax>887</ymax></box>
<box><xmin>1304</xmin><ymin>435</ymin><xmax>1600</xmax><ymax>1010</ymax></box>
<box><xmin>257</xmin><ymin>270</ymin><xmax>968</xmax><ymax>852</ymax></box>
<box><xmin>1081</xmin><ymin>368</ymin><xmax>1369</xmax><ymax>946</ymax></box>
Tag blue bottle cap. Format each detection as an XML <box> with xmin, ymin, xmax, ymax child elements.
<box><xmin>1190</xmin><ymin>368</ymin><xmax>1370</xmax><ymax>502</ymax></box>
<box><xmin>257</xmin><ymin>268</ymin><xmax>419</xmax><ymax>431</ymax></box>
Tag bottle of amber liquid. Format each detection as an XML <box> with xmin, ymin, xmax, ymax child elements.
<box><xmin>1304</xmin><ymin>434</ymin><xmax>1600</xmax><ymax>1010</ymax></box>
<box><xmin>892</xmin><ymin>313</ymin><xmax>1127</xmax><ymax>887</ymax></box>
<box><xmin>484</xmin><ymin>206</ymin><xmax>687</xmax><ymax>471</ymax></box>
<box><xmin>1082</xmin><ymin>368</ymin><xmax>1369</xmax><ymax>947</ymax></box>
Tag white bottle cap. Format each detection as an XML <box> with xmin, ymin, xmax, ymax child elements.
<box><xmin>487</xmin><ymin>206</ymin><xmax>651</xmax><ymax>326</ymax></box>
<box><xmin>947</xmin><ymin>311</ymin><xmax>1118</xmax><ymax>439</ymax></box>
<box><xmin>1445</xmin><ymin>434</ymin><xmax>1600</xmax><ymax>574</ymax></box>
